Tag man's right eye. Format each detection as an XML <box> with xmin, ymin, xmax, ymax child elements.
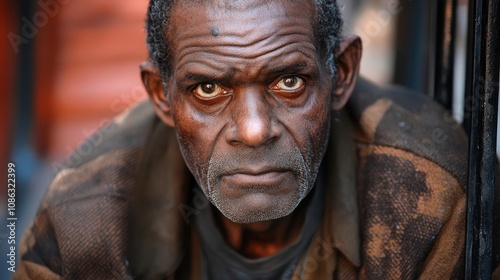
<box><xmin>193</xmin><ymin>82</ymin><xmax>227</xmax><ymax>99</ymax></box>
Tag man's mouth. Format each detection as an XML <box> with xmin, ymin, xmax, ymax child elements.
<box><xmin>221</xmin><ymin>167</ymin><xmax>291</xmax><ymax>187</ymax></box>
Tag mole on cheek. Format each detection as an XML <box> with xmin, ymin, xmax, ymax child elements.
<box><xmin>210</xmin><ymin>27</ymin><xmax>220</xmax><ymax>36</ymax></box>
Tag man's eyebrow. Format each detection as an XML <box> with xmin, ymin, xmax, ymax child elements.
<box><xmin>265</xmin><ymin>61</ymin><xmax>318</xmax><ymax>76</ymax></box>
<box><xmin>176</xmin><ymin>71</ymin><xmax>233</xmax><ymax>87</ymax></box>
<box><xmin>184</xmin><ymin>73</ymin><xmax>215</xmax><ymax>82</ymax></box>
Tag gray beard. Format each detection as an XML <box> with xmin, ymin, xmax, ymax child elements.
<box><xmin>204</xmin><ymin>147</ymin><xmax>318</xmax><ymax>223</ymax></box>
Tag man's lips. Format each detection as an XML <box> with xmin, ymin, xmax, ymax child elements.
<box><xmin>221</xmin><ymin>168</ymin><xmax>291</xmax><ymax>187</ymax></box>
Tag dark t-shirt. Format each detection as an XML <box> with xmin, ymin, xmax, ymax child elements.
<box><xmin>195</xmin><ymin>172</ymin><xmax>325</xmax><ymax>280</ymax></box>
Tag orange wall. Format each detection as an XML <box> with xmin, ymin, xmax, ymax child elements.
<box><xmin>34</xmin><ymin>0</ymin><xmax>149</xmax><ymax>162</ymax></box>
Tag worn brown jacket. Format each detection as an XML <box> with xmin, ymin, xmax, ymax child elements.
<box><xmin>14</xmin><ymin>79</ymin><xmax>500</xmax><ymax>279</ymax></box>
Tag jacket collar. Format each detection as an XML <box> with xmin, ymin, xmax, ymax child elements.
<box><xmin>128</xmin><ymin>117</ymin><xmax>192</xmax><ymax>278</ymax></box>
<box><xmin>325</xmin><ymin>109</ymin><xmax>360</xmax><ymax>267</ymax></box>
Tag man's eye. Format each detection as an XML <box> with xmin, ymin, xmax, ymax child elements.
<box><xmin>274</xmin><ymin>76</ymin><xmax>305</xmax><ymax>91</ymax></box>
<box><xmin>193</xmin><ymin>83</ymin><xmax>226</xmax><ymax>98</ymax></box>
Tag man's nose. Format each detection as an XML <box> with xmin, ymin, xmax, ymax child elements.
<box><xmin>225</xmin><ymin>87</ymin><xmax>281</xmax><ymax>147</ymax></box>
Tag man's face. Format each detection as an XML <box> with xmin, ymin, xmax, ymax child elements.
<box><xmin>163</xmin><ymin>0</ymin><xmax>335</xmax><ymax>223</ymax></box>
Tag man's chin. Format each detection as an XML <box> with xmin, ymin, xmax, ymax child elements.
<box><xmin>213</xmin><ymin>192</ymin><xmax>300</xmax><ymax>224</ymax></box>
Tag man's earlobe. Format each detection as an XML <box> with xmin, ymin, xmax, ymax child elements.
<box><xmin>332</xmin><ymin>35</ymin><xmax>362</xmax><ymax>111</ymax></box>
<box><xmin>140</xmin><ymin>60</ymin><xmax>175</xmax><ymax>127</ymax></box>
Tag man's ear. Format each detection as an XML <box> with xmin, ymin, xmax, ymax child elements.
<box><xmin>331</xmin><ymin>35</ymin><xmax>362</xmax><ymax>111</ymax></box>
<box><xmin>140</xmin><ymin>60</ymin><xmax>175</xmax><ymax>127</ymax></box>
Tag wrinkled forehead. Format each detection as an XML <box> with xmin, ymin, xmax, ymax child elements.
<box><xmin>167</xmin><ymin>0</ymin><xmax>317</xmax><ymax>51</ymax></box>
<box><xmin>174</xmin><ymin>0</ymin><xmax>312</xmax><ymax>11</ymax></box>
<box><xmin>175</xmin><ymin>0</ymin><xmax>280</xmax><ymax>10</ymax></box>
<box><xmin>172</xmin><ymin>0</ymin><xmax>314</xmax><ymax>14</ymax></box>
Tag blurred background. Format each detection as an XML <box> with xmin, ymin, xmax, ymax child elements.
<box><xmin>0</xmin><ymin>0</ymin><xmax>497</xmax><ymax>278</ymax></box>
<box><xmin>1</xmin><ymin>1</ymin><xmax>150</xmax><ymax>278</ymax></box>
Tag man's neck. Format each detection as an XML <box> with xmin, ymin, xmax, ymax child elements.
<box><xmin>212</xmin><ymin>193</ymin><xmax>312</xmax><ymax>259</ymax></box>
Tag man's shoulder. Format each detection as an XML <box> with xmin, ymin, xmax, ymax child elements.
<box><xmin>348</xmin><ymin>79</ymin><xmax>468</xmax><ymax>278</ymax></box>
<box><xmin>44</xmin><ymin>100</ymin><xmax>157</xmax><ymax>207</ymax></box>
<box><xmin>19</xmin><ymin>101</ymin><xmax>160</xmax><ymax>278</ymax></box>
<box><xmin>348</xmin><ymin>78</ymin><xmax>468</xmax><ymax>186</ymax></box>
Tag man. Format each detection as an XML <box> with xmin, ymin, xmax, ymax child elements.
<box><xmin>14</xmin><ymin>0</ymin><xmax>498</xmax><ymax>279</ymax></box>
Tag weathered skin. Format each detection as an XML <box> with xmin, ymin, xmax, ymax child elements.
<box><xmin>142</xmin><ymin>0</ymin><xmax>361</xmax><ymax>257</ymax></box>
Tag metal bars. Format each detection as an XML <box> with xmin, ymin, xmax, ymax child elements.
<box><xmin>432</xmin><ymin>0</ymin><xmax>457</xmax><ymax>110</ymax></box>
<box><xmin>465</xmin><ymin>0</ymin><xmax>500</xmax><ymax>278</ymax></box>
